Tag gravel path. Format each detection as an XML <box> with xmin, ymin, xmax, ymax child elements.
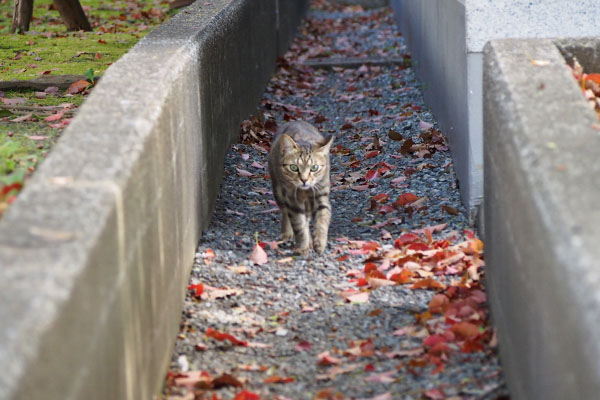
<box><xmin>161</xmin><ymin>2</ymin><xmax>508</xmax><ymax>399</ymax></box>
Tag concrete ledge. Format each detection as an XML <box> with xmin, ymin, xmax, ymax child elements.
<box><xmin>0</xmin><ymin>1</ymin><xmax>307</xmax><ymax>398</ymax></box>
<box><xmin>390</xmin><ymin>0</ymin><xmax>600</xmax><ymax>219</ymax></box>
<box><xmin>484</xmin><ymin>38</ymin><xmax>600</xmax><ymax>399</ymax></box>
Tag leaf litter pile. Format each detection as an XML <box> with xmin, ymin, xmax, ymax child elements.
<box><xmin>162</xmin><ymin>2</ymin><xmax>508</xmax><ymax>399</ymax></box>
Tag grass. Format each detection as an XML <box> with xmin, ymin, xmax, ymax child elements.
<box><xmin>0</xmin><ymin>0</ymin><xmax>178</xmax><ymax>217</ymax></box>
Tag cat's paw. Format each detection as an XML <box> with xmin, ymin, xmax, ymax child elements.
<box><xmin>313</xmin><ymin>238</ymin><xmax>327</xmax><ymax>254</ymax></box>
<box><xmin>293</xmin><ymin>247</ymin><xmax>310</xmax><ymax>257</ymax></box>
<box><xmin>281</xmin><ymin>232</ymin><xmax>293</xmax><ymax>242</ymax></box>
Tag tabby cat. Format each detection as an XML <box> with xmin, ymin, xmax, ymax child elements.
<box><xmin>268</xmin><ymin>121</ymin><xmax>334</xmax><ymax>255</ymax></box>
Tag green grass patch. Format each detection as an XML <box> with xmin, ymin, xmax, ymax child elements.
<box><xmin>0</xmin><ymin>0</ymin><xmax>179</xmax><ymax>217</ymax></box>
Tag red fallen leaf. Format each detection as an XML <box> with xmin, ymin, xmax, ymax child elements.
<box><xmin>394</xmin><ymin>192</ymin><xmax>419</xmax><ymax>207</ymax></box>
<box><xmin>440</xmin><ymin>204</ymin><xmax>458</xmax><ymax>215</ymax></box>
<box><xmin>407</xmin><ymin>242</ymin><xmax>430</xmax><ymax>251</ymax></box>
<box><xmin>263</xmin><ymin>375</ymin><xmax>295</xmax><ymax>384</ymax></box>
<box><xmin>188</xmin><ymin>283</ymin><xmax>204</xmax><ymax>297</ymax></box>
<box><xmin>362</xmin><ymin>241</ymin><xmax>380</xmax><ymax>252</ymax></box>
<box><xmin>336</xmin><ymin>255</ymin><xmax>350</xmax><ymax>262</ymax></box>
<box><xmin>317</xmin><ymin>351</ymin><xmax>342</xmax><ymax>366</ymax></box>
<box><xmin>378</xmin><ymin>204</ymin><xmax>394</xmax><ymax>215</ymax></box>
<box><xmin>98</xmin><ymin>38</ymin><xmax>107</xmax><ymax>44</ymax></box>
<box><xmin>355</xmin><ymin>277</ymin><xmax>368</xmax><ymax>287</ymax></box>
<box><xmin>44</xmin><ymin>111</ymin><xmax>64</xmax><ymax>122</ymax></box>
<box><xmin>365</xmin><ymin>169</ymin><xmax>380</xmax><ymax>181</ymax></box>
<box><xmin>371</xmin><ymin>193</ymin><xmax>389</xmax><ymax>203</ymax></box>
<box><xmin>462</xmin><ymin>339</ymin><xmax>485</xmax><ymax>353</ymax></box>
<box><xmin>206</xmin><ymin>327</ymin><xmax>247</xmax><ymax>346</ymax></box>
<box><xmin>233</xmin><ymin>391</ymin><xmax>261</xmax><ymax>400</ymax></box>
<box><xmin>451</xmin><ymin>322</ymin><xmax>481</xmax><ymax>340</ymax></box>
<box><xmin>428</xmin><ymin>294</ymin><xmax>449</xmax><ymax>314</ymax></box>
<box><xmin>423</xmin><ymin>334</ymin><xmax>446</xmax><ymax>348</ymax></box>
<box><xmin>341</xmin><ymin>122</ymin><xmax>353</xmax><ymax>130</ymax></box>
<box><xmin>389</xmin><ymin>269</ymin><xmax>414</xmax><ymax>284</ymax></box>
<box><xmin>295</xmin><ymin>340</ymin><xmax>312</xmax><ymax>352</ymax></box>
<box><xmin>66</xmin><ymin>79</ymin><xmax>90</xmax><ymax>94</ymax></box>
<box><xmin>363</xmin><ymin>262</ymin><xmax>378</xmax><ymax>273</ymax></box>
<box><xmin>95</xmin><ymin>52</ymin><xmax>102</xmax><ymax>60</ymax></box>
<box><xmin>587</xmin><ymin>73</ymin><xmax>600</xmax><ymax>85</ymax></box>
<box><xmin>470</xmin><ymin>289</ymin><xmax>487</xmax><ymax>304</ymax></box>
<box><xmin>1</xmin><ymin>182</ymin><xmax>23</xmax><ymax>197</ymax></box>
<box><xmin>365</xmin><ymin>150</ymin><xmax>380</xmax><ymax>159</ymax></box>
<box><xmin>212</xmin><ymin>373</ymin><xmax>243</xmax><ymax>388</ymax></box>
<box><xmin>394</xmin><ymin>233</ymin><xmax>420</xmax><ymax>248</ymax></box>
<box><xmin>364</xmin><ymin>363</ymin><xmax>375</xmax><ymax>372</ymax></box>
<box><xmin>411</xmin><ymin>277</ymin><xmax>446</xmax><ymax>290</ymax></box>
<box><xmin>249</xmin><ymin>243</ymin><xmax>268</xmax><ymax>265</ymax></box>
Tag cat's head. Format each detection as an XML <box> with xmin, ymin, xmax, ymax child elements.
<box><xmin>279</xmin><ymin>134</ymin><xmax>334</xmax><ymax>189</ymax></box>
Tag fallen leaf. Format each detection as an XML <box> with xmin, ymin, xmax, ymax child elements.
<box><xmin>428</xmin><ymin>294</ymin><xmax>449</xmax><ymax>314</ymax></box>
<box><xmin>44</xmin><ymin>111</ymin><xmax>64</xmax><ymax>122</ymax></box>
<box><xmin>364</xmin><ymin>370</ymin><xmax>396</xmax><ymax>383</ymax></box>
<box><xmin>295</xmin><ymin>340</ymin><xmax>312</xmax><ymax>352</ymax></box>
<box><xmin>66</xmin><ymin>79</ymin><xmax>90</xmax><ymax>94</ymax></box>
<box><xmin>236</xmin><ymin>168</ymin><xmax>255</xmax><ymax>177</ymax></box>
<box><xmin>317</xmin><ymin>351</ymin><xmax>342</xmax><ymax>366</ymax></box>
<box><xmin>173</xmin><ymin>370</ymin><xmax>213</xmax><ymax>389</ymax></box>
<box><xmin>26</xmin><ymin>135</ymin><xmax>47</xmax><ymax>141</ymax></box>
<box><xmin>227</xmin><ymin>265</ymin><xmax>251</xmax><ymax>274</ymax></box>
<box><xmin>263</xmin><ymin>375</ymin><xmax>295</xmax><ymax>384</ymax></box>
<box><xmin>419</xmin><ymin>120</ymin><xmax>433</xmax><ymax>131</ymax></box>
<box><xmin>316</xmin><ymin>363</ymin><xmax>361</xmax><ymax>381</ymax></box>
<box><xmin>188</xmin><ymin>283</ymin><xmax>204</xmax><ymax>297</ymax></box>
<box><xmin>212</xmin><ymin>373</ymin><xmax>243</xmax><ymax>388</ymax></box>
<box><xmin>249</xmin><ymin>243</ymin><xmax>268</xmax><ymax>265</ymax></box>
<box><xmin>451</xmin><ymin>322</ymin><xmax>481</xmax><ymax>340</ymax></box>
<box><xmin>233</xmin><ymin>391</ymin><xmax>261</xmax><ymax>400</ymax></box>
<box><xmin>411</xmin><ymin>277</ymin><xmax>446</xmax><ymax>290</ymax></box>
<box><xmin>206</xmin><ymin>327</ymin><xmax>247</xmax><ymax>346</ymax></box>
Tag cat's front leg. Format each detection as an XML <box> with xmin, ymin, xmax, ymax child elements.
<box><xmin>289</xmin><ymin>211</ymin><xmax>310</xmax><ymax>255</ymax></box>
<box><xmin>312</xmin><ymin>195</ymin><xmax>331</xmax><ymax>254</ymax></box>
<box><xmin>280</xmin><ymin>209</ymin><xmax>293</xmax><ymax>241</ymax></box>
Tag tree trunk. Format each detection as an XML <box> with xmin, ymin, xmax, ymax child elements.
<box><xmin>52</xmin><ymin>0</ymin><xmax>92</xmax><ymax>31</ymax></box>
<box><xmin>11</xmin><ymin>0</ymin><xmax>34</xmax><ymax>33</ymax></box>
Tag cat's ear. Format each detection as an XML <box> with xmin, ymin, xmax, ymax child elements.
<box><xmin>279</xmin><ymin>134</ymin><xmax>299</xmax><ymax>154</ymax></box>
<box><xmin>317</xmin><ymin>135</ymin><xmax>334</xmax><ymax>153</ymax></box>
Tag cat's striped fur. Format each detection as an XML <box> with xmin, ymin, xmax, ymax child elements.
<box><xmin>268</xmin><ymin>121</ymin><xmax>334</xmax><ymax>255</ymax></box>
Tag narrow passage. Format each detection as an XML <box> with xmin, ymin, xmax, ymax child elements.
<box><xmin>162</xmin><ymin>2</ymin><xmax>508</xmax><ymax>399</ymax></box>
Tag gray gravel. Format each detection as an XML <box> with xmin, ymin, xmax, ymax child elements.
<box><xmin>161</xmin><ymin>4</ymin><xmax>508</xmax><ymax>400</ymax></box>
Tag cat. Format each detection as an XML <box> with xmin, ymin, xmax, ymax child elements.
<box><xmin>268</xmin><ymin>120</ymin><xmax>334</xmax><ymax>255</ymax></box>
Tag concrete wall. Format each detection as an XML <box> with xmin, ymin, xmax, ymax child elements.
<box><xmin>0</xmin><ymin>1</ymin><xmax>307</xmax><ymax>399</ymax></box>
<box><xmin>484</xmin><ymin>38</ymin><xmax>600</xmax><ymax>400</ymax></box>
<box><xmin>390</xmin><ymin>0</ymin><xmax>600</xmax><ymax>221</ymax></box>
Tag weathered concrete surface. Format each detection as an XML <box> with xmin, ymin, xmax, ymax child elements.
<box><xmin>0</xmin><ymin>0</ymin><xmax>307</xmax><ymax>399</ymax></box>
<box><xmin>484</xmin><ymin>38</ymin><xmax>600</xmax><ymax>399</ymax></box>
<box><xmin>390</xmin><ymin>0</ymin><xmax>600</xmax><ymax>220</ymax></box>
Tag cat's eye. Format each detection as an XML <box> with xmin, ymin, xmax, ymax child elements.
<box><xmin>289</xmin><ymin>164</ymin><xmax>299</xmax><ymax>172</ymax></box>
<box><xmin>310</xmin><ymin>165</ymin><xmax>319</xmax><ymax>172</ymax></box>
